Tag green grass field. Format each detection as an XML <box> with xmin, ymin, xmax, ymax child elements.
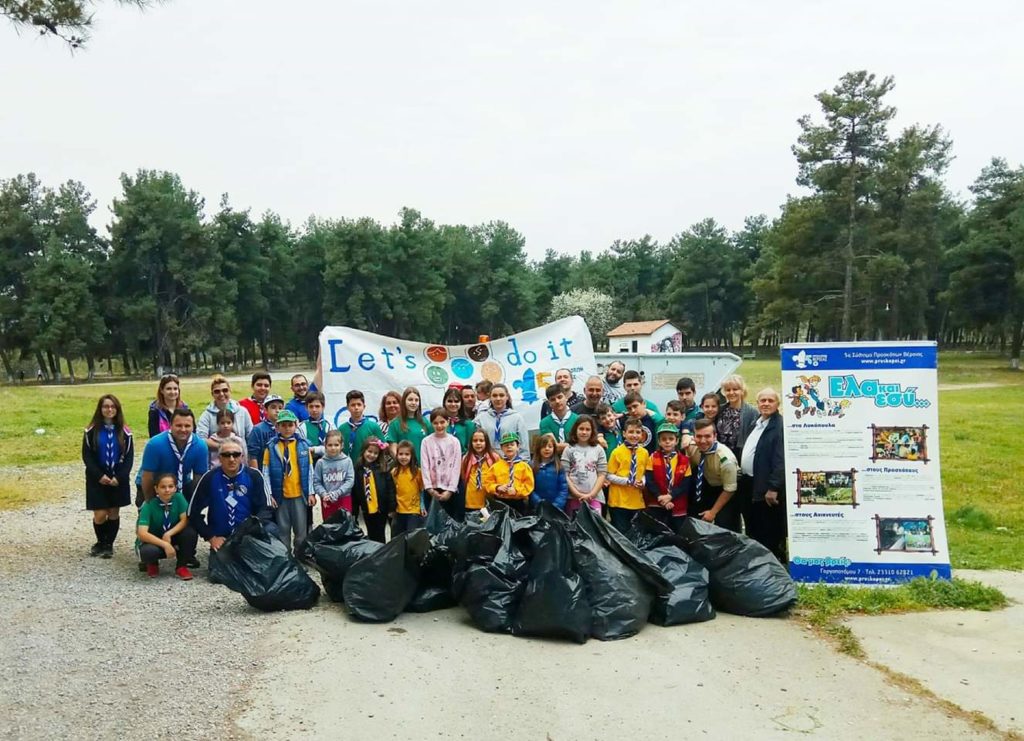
<box><xmin>1</xmin><ymin>353</ymin><xmax>1020</xmax><ymax>570</ymax></box>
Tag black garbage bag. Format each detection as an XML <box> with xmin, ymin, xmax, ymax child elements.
<box><xmin>676</xmin><ymin>517</ymin><xmax>797</xmax><ymax>617</ymax></box>
<box><xmin>455</xmin><ymin>507</ymin><xmax>536</xmax><ymax>634</ymax></box>
<box><xmin>343</xmin><ymin>529</ymin><xmax>432</xmax><ymax>622</ymax></box>
<box><xmin>407</xmin><ymin>585</ymin><xmax>457</xmax><ymax>613</ymax></box>
<box><xmin>625</xmin><ymin>512</ymin><xmax>715</xmax><ymax>625</ymax></box>
<box><xmin>571</xmin><ymin>505</ymin><xmax>669</xmax><ymax>640</ymax></box>
<box><xmin>209</xmin><ymin>517</ymin><xmax>320</xmax><ymax>612</ymax></box>
<box><xmin>511</xmin><ymin>503</ymin><xmax>591</xmax><ymax>643</ymax></box>
<box><xmin>298</xmin><ymin>509</ymin><xmax>382</xmax><ymax>602</ymax></box>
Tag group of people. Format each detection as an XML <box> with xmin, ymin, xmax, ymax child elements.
<box><xmin>82</xmin><ymin>363</ymin><xmax>788</xmax><ymax>583</ymax></box>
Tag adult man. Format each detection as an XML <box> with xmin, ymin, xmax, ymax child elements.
<box><xmin>239</xmin><ymin>371</ymin><xmax>273</xmax><ymax>425</ymax></box>
<box><xmin>685</xmin><ymin>419</ymin><xmax>740</xmax><ymax>531</ymax></box>
<box><xmin>539</xmin><ymin>368</ymin><xmax>584</xmax><ymax>418</ymax></box>
<box><xmin>195</xmin><ymin>375</ymin><xmax>254</xmax><ymax>454</ymax></box>
<box><xmin>140</xmin><ymin>408</ymin><xmax>209</xmax><ymax>569</ymax></box>
<box><xmin>611</xmin><ymin>370</ymin><xmax>661</xmax><ymax>416</ymax></box>
<box><xmin>571</xmin><ymin>376</ymin><xmax>605</xmax><ymax>417</ymax></box>
<box><xmin>285</xmin><ymin>374</ymin><xmax>311</xmax><ymax>422</ymax></box>
<box><xmin>601</xmin><ymin>360</ymin><xmax>627</xmax><ymax>405</ymax></box>
<box><xmin>460</xmin><ymin>385</ymin><xmax>478</xmax><ymax>419</ymax></box>
<box><xmin>140</xmin><ymin>409</ymin><xmax>210</xmax><ymax>502</ymax></box>
<box><xmin>739</xmin><ymin>388</ymin><xmax>786</xmax><ymax>562</ymax></box>
<box><xmin>188</xmin><ymin>439</ymin><xmax>275</xmax><ymax>559</ymax></box>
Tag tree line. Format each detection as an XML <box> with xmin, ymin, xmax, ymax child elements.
<box><xmin>1</xmin><ymin>70</ymin><xmax>1022</xmax><ymax>382</ymax></box>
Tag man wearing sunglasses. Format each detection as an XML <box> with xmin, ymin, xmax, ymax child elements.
<box><xmin>187</xmin><ymin>440</ymin><xmax>275</xmax><ymax>559</ymax></box>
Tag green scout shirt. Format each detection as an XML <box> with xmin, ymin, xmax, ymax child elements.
<box><xmin>538</xmin><ymin>411</ymin><xmax>579</xmax><ymax>445</ymax></box>
<box><xmin>135</xmin><ymin>492</ymin><xmax>188</xmax><ymax>548</ymax></box>
<box><xmin>339</xmin><ymin>418</ymin><xmax>385</xmax><ymax>459</ymax></box>
<box><xmin>386</xmin><ymin>417</ymin><xmax>432</xmax><ymax>460</ymax></box>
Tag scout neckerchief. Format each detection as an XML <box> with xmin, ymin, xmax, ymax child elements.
<box><xmin>492</xmin><ymin>408</ymin><xmax>508</xmax><ymax>444</ymax></box>
<box><xmin>448</xmin><ymin>416</ymin><xmax>460</xmax><ymax>437</ymax></box>
<box><xmin>473</xmin><ymin>454</ymin><xmax>485</xmax><ymax>490</ymax></box>
<box><xmin>169</xmin><ymin>433</ymin><xmax>194</xmax><ymax>492</ymax></box>
<box><xmin>664</xmin><ymin>450</ymin><xmax>676</xmax><ymax>489</ymax></box>
<box><xmin>552</xmin><ymin>411</ymin><xmax>571</xmax><ymax>443</ymax></box>
<box><xmin>308</xmin><ymin>418</ymin><xmax>329</xmax><ymax>446</ymax></box>
<box><xmin>101</xmin><ymin>423</ymin><xmax>118</xmax><ymax>473</ymax></box>
<box><xmin>347</xmin><ymin>417</ymin><xmax>365</xmax><ymax>453</ymax></box>
<box><xmin>250</xmin><ymin>396</ymin><xmax>266</xmax><ymax>422</ymax></box>
<box><xmin>696</xmin><ymin>442</ymin><xmax>717</xmax><ymax>505</ymax></box>
<box><xmin>362</xmin><ymin>467</ymin><xmax>376</xmax><ymax>512</ymax></box>
<box><xmin>625</xmin><ymin>442</ymin><xmax>640</xmax><ymax>486</ymax></box>
<box><xmin>159</xmin><ymin>497</ymin><xmax>174</xmax><ymax>534</ymax></box>
<box><xmin>278</xmin><ymin>436</ymin><xmax>294</xmax><ymax>477</ymax></box>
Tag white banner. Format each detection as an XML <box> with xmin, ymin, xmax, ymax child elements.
<box><xmin>319</xmin><ymin>316</ymin><xmax>597</xmax><ymax>430</ymax></box>
<box><xmin>781</xmin><ymin>341</ymin><xmax>951</xmax><ymax>585</ymax></box>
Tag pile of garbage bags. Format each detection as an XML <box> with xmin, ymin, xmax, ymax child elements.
<box><xmin>209</xmin><ymin>503</ymin><xmax>797</xmax><ymax>640</ymax></box>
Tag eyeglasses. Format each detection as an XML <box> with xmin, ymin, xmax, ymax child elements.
<box><xmin>219</xmin><ymin>451</ymin><xmax>242</xmax><ymax>458</ymax></box>
<box><xmin>212</xmin><ymin>388</ymin><xmax>230</xmax><ymax>395</ymax></box>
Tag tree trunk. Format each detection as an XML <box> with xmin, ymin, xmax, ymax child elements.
<box><xmin>66</xmin><ymin>356</ymin><xmax>76</xmax><ymax>382</ymax></box>
<box><xmin>0</xmin><ymin>348</ymin><xmax>13</xmax><ymax>382</ymax></box>
<box><xmin>841</xmin><ymin>160</ymin><xmax>858</xmax><ymax>340</ymax></box>
<box><xmin>86</xmin><ymin>354</ymin><xmax>96</xmax><ymax>381</ymax></box>
<box><xmin>34</xmin><ymin>351</ymin><xmax>49</xmax><ymax>381</ymax></box>
<box><xmin>1010</xmin><ymin>317</ymin><xmax>1023</xmax><ymax>371</ymax></box>
<box><xmin>46</xmin><ymin>351</ymin><xmax>61</xmax><ymax>382</ymax></box>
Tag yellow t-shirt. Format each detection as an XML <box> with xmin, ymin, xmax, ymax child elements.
<box><xmin>485</xmin><ymin>458</ymin><xmax>534</xmax><ymax>500</ymax></box>
<box><xmin>263</xmin><ymin>438</ymin><xmax>305</xmax><ymax>499</ymax></box>
<box><xmin>463</xmin><ymin>457</ymin><xmax>493</xmax><ymax>510</ymax></box>
<box><xmin>393</xmin><ymin>467</ymin><xmax>424</xmax><ymax>515</ymax></box>
<box><xmin>607</xmin><ymin>445</ymin><xmax>649</xmax><ymax>510</ymax></box>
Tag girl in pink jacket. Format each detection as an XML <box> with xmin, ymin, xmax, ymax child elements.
<box><xmin>420</xmin><ymin>408</ymin><xmax>464</xmax><ymax>521</ymax></box>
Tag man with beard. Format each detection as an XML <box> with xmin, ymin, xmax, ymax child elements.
<box><xmin>601</xmin><ymin>360</ymin><xmax>627</xmax><ymax>406</ymax></box>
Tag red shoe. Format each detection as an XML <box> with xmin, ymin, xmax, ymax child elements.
<box><xmin>175</xmin><ymin>566</ymin><xmax>193</xmax><ymax>581</ymax></box>
<box><xmin>146</xmin><ymin>563</ymin><xmax>159</xmax><ymax>578</ymax></box>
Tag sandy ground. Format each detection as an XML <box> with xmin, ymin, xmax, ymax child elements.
<box><xmin>1</xmin><ymin>482</ymin><xmax>1014</xmax><ymax>741</ymax></box>
<box><xmin>848</xmin><ymin>569</ymin><xmax>1024</xmax><ymax>737</ymax></box>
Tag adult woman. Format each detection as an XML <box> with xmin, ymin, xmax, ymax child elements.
<box><xmin>83</xmin><ymin>394</ymin><xmax>134</xmax><ymax>557</ymax></box>
<box><xmin>386</xmin><ymin>387</ymin><xmax>432</xmax><ymax>462</ymax></box>
<box><xmin>738</xmin><ymin>388</ymin><xmax>786</xmax><ymax>562</ymax></box>
<box><xmin>377</xmin><ymin>391</ymin><xmax>402</xmax><ymax>436</ymax></box>
<box><xmin>195</xmin><ymin>375</ymin><xmax>254</xmax><ymax>454</ymax></box>
<box><xmin>475</xmin><ymin>383</ymin><xmax>531</xmax><ymax>461</ymax></box>
<box><xmin>148</xmin><ymin>374</ymin><xmax>187</xmax><ymax>437</ymax></box>
<box><xmin>442</xmin><ymin>387</ymin><xmax>474</xmax><ymax>453</ymax></box>
<box><xmin>716</xmin><ymin>374</ymin><xmax>759</xmax><ymax>459</ymax></box>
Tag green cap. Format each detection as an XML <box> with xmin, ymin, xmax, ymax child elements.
<box><xmin>499</xmin><ymin>432</ymin><xmax>520</xmax><ymax>445</ymax></box>
<box><xmin>276</xmin><ymin>409</ymin><xmax>299</xmax><ymax>424</ymax></box>
<box><xmin>656</xmin><ymin>422</ymin><xmax>680</xmax><ymax>437</ymax></box>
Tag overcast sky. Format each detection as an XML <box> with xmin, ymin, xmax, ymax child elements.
<box><xmin>3</xmin><ymin>1</ymin><xmax>1022</xmax><ymax>258</ymax></box>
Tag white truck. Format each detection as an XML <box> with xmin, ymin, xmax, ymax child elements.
<box><xmin>592</xmin><ymin>351</ymin><xmax>742</xmax><ymax>411</ymax></box>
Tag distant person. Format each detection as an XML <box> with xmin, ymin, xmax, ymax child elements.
<box><xmin>83</xmin><ymin>394</ymin><xmax>134</xmax><ymax>558</ymax></box>
<box><xmin>612</xmin><ymin>370</ymin><xmax>662</xmax><ymax>417</ymax></box>
<box><xmin>475</xmin><ymin>384</ymin><xmax>530</xmax><ymax>461</ymax></box>
<box><xmin>539</xmin><ymin>368</ymin><xmax>583</xmax><ymax>417</ymax></box>
<box><xmin>716</xmin><ymin>374</ymin><xmax>759</xmax><ymax>461</ymax></box>
<box><xmin>189</xmin><ymin>439</ymin><xmax>275</xmax><ymax>557</ymax></box>
<box><xmin>684</xmin><ymin>419</ymin><xmax>740</xmax><ymax>531</ymax></box>
<box><xmin>239</xmin><ymin>371</ymin><xmax>273</xmax><ymax>425</ymax></box>
<box><xmin>739</xmin><ymin>388</ymin><xmax>787</xmax><ymax>562</ymax></box>
<box><xmin>136</xmin><ymin>472</ymin><xmax>197</xmax><ymax>580</ymax></box>
<box><xmin>148</xmin><ymin>374</ymin><xmax>187</xmax><ymax>437</ymax></box>
<box><xmin>571</xmin><ymin>376</ymin><xmax>605</xmax><ymax>416</ymax></box>
<box><xmin>601</xmin><ymin>360</ymin><xmax>627</xmax><ymax>405</ymax></box>
<box><xmin>196</xmin><ymin>375</ymin><xmax>253</xmax><ymax>457</ymax></box>
<box><xmin>312</xmin><ymin>430</ymin><xmax>355</xmax><ymax>521</ymax></box>
<box><xmin>285</xmin><ymin>374</ymin><xmax>311</xmax><ymax>422</ymax></box>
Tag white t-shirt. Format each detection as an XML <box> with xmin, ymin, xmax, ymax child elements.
<box><xmin>740</xmin><ymin>417</ymin><xmax>768</xmax><ymax>477</ymax></box>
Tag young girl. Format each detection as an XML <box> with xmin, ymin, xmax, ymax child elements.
<box><xmin>352</xmin><ymin>436</ymin><xmax>395</xmax><ymax>543</ymax></box>
<box><xmin>210</xmin><ymin>408</ymin><xmax>248</xmax><ymax>468</ymax></box>
<box><xmin>699</xmin><ymin>392</ymin><xmax>721</xmax><ymax>424</ymax></box>
<box><xmin>562</xmin><ymin>415</ymin><xmax>608</xmax><ymax>514</ymax></box>
<box><xmin>530</xmin><ymin>433</ymin><xmax>569</xmax><ymax>512</ymax></box>
<box><xmin>442</xmin><ymin>387</ymin><xmax>474</xmax><ymax>453</ymax></box>
<box><xmin>484</xmin><ymin>432</ymin><xmax>534</xmax><ymax>515</ymax></box>
<box><xmin>391</xmin><ymin>440</ymin><xmax>427</xmax><ymax>535</ymax></box>
<box><xmin>148</xmin><ymin>374</ymin><xmax>187</xmax><ymax>437</ymax></box>
<box><xmin>476</xmin><ymin>384</ymin><xmax>531</xmax><ymax>460</ymax></box>
<box><xmin>83</xmin><ymin>394</ymin><xmax>134</xmax><ymax>558</ymax></box>
<box><xmin>420</xmin><ymin>407</ymin><xmax>464</xmax><ymax>520</ymax></box>
<box><xmin>135</xmin><ymin>472</ymin><xmax>197</xmax><ymax>580</ymax></box>
<box><xmin>462</xmin><ymin>429</ymin><xmax>498</xmax><ymax>514</ymax></box>
<box><xmin>313</xmin><ymin>430</ymin><xmax>355</xmax><ymax>520</ymax></box>
<box><xmin>386</xmin><ymin>387</ymin><xmax>432</xmax><ymax>462</ymax></box>
<box><xmin>377</xmin><ymin>390</ymin><xmax>402</xmax><ymax>437</ymax></box>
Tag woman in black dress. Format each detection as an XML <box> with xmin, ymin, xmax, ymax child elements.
<box><xmin>83</xmin><ymin>394</ymin><xmax>134</xmax><ymax>558</ymax></box>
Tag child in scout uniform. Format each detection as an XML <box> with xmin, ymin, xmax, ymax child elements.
<box><xmin>246</xmin><ymin>394</ymin><xmax>285</xmax><ymax>468</ymax></box>
<box><xmin>302</xmin><ymin>391</ymin><xmax>334</xmax><ymax>462</ymax></box>
<box><xmin>391</xmin><ymin>440</ymin><xmax>427</xmax><ymax>536</ymax></box>
<box><xmin>485</xmin><ymin>432</ymin><xmax>534</xmax><ymax>515</ymax></box>
<box><xmin>644</xmin><ymin>422</ymin><xmax>693</xmax><ymax>530</ymax></box>
<box><xmin>461</xmin><ymin>429</ymin><xmax>498</xmax><ymax>515</ymax></box>
<box><xmin>136</xmin><ymin>472</ymin><xmax>198</xmax><ymax>580</ymax></box>
<box><xmin>605</xmin><ymin>418</ymin><xmax>649</xmax><ymax>532</ymax></box>
<box><xmin>538</xmin><ymin>383</ymin><xmax>578</xmax><ymax>454</ymax></box>
<box><xmin>352</xmin><ymin>436</ymin><xmax>396</xmax><ymax>543</ymax></box>
<box><xmin>261</xmin><ymin>409</ymin><xmax>315</xmax><ymax>555</ymax></box>
<box><xmin>338</xmin><ymin>390</ymin><xmax>385</xmax><ymax>460</ymax></box>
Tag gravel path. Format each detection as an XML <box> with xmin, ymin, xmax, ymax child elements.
<box><xmin>0</xmin><ymin>481</ymin><xmax>282</xmax><ymax>740</ymax></box>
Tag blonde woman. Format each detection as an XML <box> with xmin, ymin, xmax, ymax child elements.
<box><xmin>716</xmin><ymin>374</ymin><xmax>759</xmax><ymax>460</ymax></box>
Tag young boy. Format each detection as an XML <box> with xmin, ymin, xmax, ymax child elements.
<box><xmin>596</xmin><ymin>403</ymin><xmax>622</xmax><ymax>455</ymax></box>
<box><xmin>240</xmin><ymin>371</ymin><xmax>273</xmax><ymax>425</ymax></box>
<box><xmin>538</xmin><ymin>384</ymin><xmax>578</xmax><ymax>453</ymax></box>
<box><xmin>247</xmin><ymin>394</ymin><xmax>284</xmax><ymax>468</ymax></box>
<box><xmin>645</xmin><ymin>423</ymin><xmax>692</xmax><ymax>531</ymax></box>
<box><xmin>605</xmin><ymin>418</ymin><xmax>649</xmax><ymax>532</ymax></box>
<box><xmin>611</xmin><ymin>370</ymin><xmax>661</xmax><ymax>416</ymax></box>
<box><xmin>484</xmin><ymin>432</ymin><xmax>534</xmax><ymax>515</ymax></box>
<box><xmin>136</xmin><ymin>472</ymin><xmax>198</xmax><ymax>580</ymax></box>
<box><xmin>211</xmin><ymin>409</ymin><xmax>248</xmax><ymax>468</ymax></box>
<box><xmin>676</xmin><ymin>377</ymin><xmax>699</xmax><ymax>422</ymax></box>
<box><xmin>337</xmin><ymin>390</ymin><xmax>384</xmax><ymax>460</ymax></box>
<box><xmin>261</xmin><ymin>409</ymin><xmax>315</xmax><ymax>555</ymax></box>
<box><xmin>624</xmin><ymin>392</ymin><xmax>659</xmax><ymax>453</ymax></box>
<box><xmin>302</xmin><ymin>391</ymin><xmax>334</xmax><ymax>462</ymax></box>
<box><xmin>664</xmin><ymin>400</ymin><xmax>695</xmax><ymax>446</ymax></box>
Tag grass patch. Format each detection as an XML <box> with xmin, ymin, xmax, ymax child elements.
<box><xmin>795</xmin><ymin>577</ymin><xmax>1008</xmax><ymax>658</ymax></box>
<box><xmin>0</xmin><ymin>466</ymin><xmax>78</xmax><ymax>510</ymax></box>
